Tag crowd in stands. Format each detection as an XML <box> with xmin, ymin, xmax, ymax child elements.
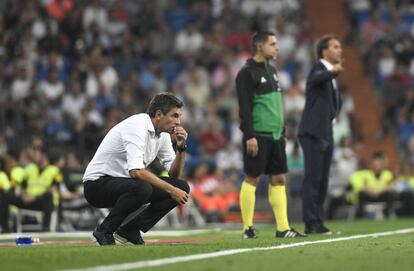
<box><xmin>0</xmin><ymin>0</ymin><xmax>314</xmax><ymax>227</ymax></box>
<box><xmin>345</xmin><ymin>0</ymin><xmax>414</xmax><ymax>162</ymax></box>
<box><xmin>0</xmin><ymin>0</ymin><xmax>413</xmax><ymax>231</ymax></box>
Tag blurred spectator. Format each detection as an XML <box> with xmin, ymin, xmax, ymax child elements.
<box><xmin>331</xmin><ymin>136</ymin><xmax>358</xmax><ymax>191</ymax></box>
<box><xmin>0</xmin><ymin>134</ymin><xmax>7</xmax><ymax>157</ymax></box>
<box><xmin>47</xmin><ymin>0</ymin><xmax>73</xmax><ymax>22</ymax></box>
<box><xmin>83</xmin><ymin>0</ymin><xmax>108</xmax><ymax>32</ymax></box>
<box><xmin>286</xmin><ymin>139</ymin><xmax>304</xmax><ymax>197</ymax></box>
<box><xmin>183</xmin><ymin>67</ymin><xmax>211</xmax><ymax>107</ymax></box>
<box><xmin>376</xmin><ymin>46</ymin><xmax>396</xmax><ymax>85</ymax></box>
<box><xmin>11</xmin><ymin>62</ymin><xmax>32</xmax><ymax>102</ymax></box>
<box><xmin>175</xmin><ymin>22</ymin><xmax>204</xmax><ymax>55</ymax></box>
<box><xmin>200</xmin><ymin>114</ymin><xmax>227</xmax><ymax>157</ymax></box>
<box><xmin>37</xmin><ymin>67</ymin><xmax>65</xmax><ymax>104</ymax></box>
<box><xmin>391</xmin><ymin>165</ymin><xmax>414</xmax><ymax>217</ymax></box>
<box><xmin>190</xmin><ymin>163</ymin><xmax>238</xmax><ymax>222</ymax></box>
<box><xmin>351</xmin><ymin>152</ymin><xmax>395</xmax><ymax>219</ymax></box>
<box><xmin>326</xmin><ymin>136</ymin><xmax>358</xmax><ymax>219</ymax></box>
<box><xmin>360</xmin><ymin>9</ymin><xmax>388</xmax><ymax>48</ymax></box>
<box><xmin>225</xmin><ymin>21</ymin><xmax>251</xmax><ymax>52</ymax></box>
<box><xmin>377</xmin><ymin>63</ymin><xmax>409</xmax><ymax>140</ymax></box>
<box><xmin>216</xmin><ymin>143</ymin><xmax>243</xmax><ymax>175</ymax></box>
<box><xmin>19</xmin><ymin>136</ymin><xmax>45</xmax><ymax>166</ymax></box>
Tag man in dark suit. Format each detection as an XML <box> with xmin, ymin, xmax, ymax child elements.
<box><xmin>298</xmin><ymin>35</ymin><xmax>344</xmax><ymax>234</ymax></box>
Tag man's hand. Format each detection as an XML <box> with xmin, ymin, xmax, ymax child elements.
<box><xmin>174</xmin><ymin>126</ymin><xmax>187</xmax><ymax>148</ymax></box>
<box><xmin>22</xmin><ymin>193</ymin><xmax>35</xmax><ymax>204</ymax></box>
<box><xmin>332</xmin><ymin>59</ymin><xmax>344</xmax><ymax>75</ymax></box>
<box><xmin>170</xmin><ymin>186</ymin><xmax>189</xmax><ymax>205</ymax></box>
<box><xmin>246</xmin><ymin>137</ymin><xmax>258</xmax><ymax>157</ymax></box>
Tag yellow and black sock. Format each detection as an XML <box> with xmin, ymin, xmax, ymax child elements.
<box><xmin>240</xmin><ymin>181</ymin><xmax>256</xmax><ymax>230</ymax></box>
<box><xmin>268</xmin><ymin>184</ymin><xmax>290</xmax><ymax>231</ymax></box>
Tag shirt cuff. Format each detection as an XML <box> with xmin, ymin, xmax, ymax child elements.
<box><xmin>128</xmin><ymin>159</ymin><xmax>145</xmax><ymax>171</ymax></box>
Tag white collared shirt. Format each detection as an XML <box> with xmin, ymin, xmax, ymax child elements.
<box><xmin>83</xmin><ymin>113</ymin><xmax>176</xmax><ymax>181</ymax></box>
<box><xmin>320</xmin><ymin>59</ymin><xmax>338</xmax><ymax>89</ymax></box>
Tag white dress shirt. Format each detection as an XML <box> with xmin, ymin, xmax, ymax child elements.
<box><xmin>83</xmin><ymin>113</ymin><xmax>176</xmax><ymax>182</ymax></box>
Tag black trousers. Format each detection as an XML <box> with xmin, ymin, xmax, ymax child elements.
<box><xmin>355</xmin><ymin>191</ymin><xmax>394</xmax><ymax>218</ymax></box>
<box><xmin>396</xmin><ymin>191</ymin><xmax>414</xmax><ymax>216</ymax></box>
<box><xmin>299</xmin><ymin>134</ymin><xmax>333</xmax><ymax>228</ymax></box>
<box><xmin>83</xmin><ymin>176</ymin><xmax>190</xmax><ymax>233</ymax></box>
<box><xmin>0</xmin><ymin>190</ymin><xmax>54</xmax><ymax>232</ymax></box>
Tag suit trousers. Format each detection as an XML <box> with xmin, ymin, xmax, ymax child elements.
<box><xmin>299</xmin><ymin>134</ymin><xmax>333</xmax><ymax>228</ymax></box>
<box><xmin>83</xmin><ymin>176</ymin><xmax>190</xmax><ymax>233</ymax></box>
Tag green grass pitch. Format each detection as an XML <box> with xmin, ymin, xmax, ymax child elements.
<box><xmin>0</xmin><ymin>218</ymin><xmax>413</xmax><ymax>271</ymax></box>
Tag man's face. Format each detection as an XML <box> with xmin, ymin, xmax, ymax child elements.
<box><xmin>157</xmin><ymin>107</ymin><xmax>182</xmax><ymax>134</ymax></box>
<box><xmin>372</xmin><ymin>157</ymin><xmax>386</xmax><ymax>172</ymax></box>
<box><xmin>324</xmin><ymin>39</ymin><xmax>342</xmax><ymax>64</ymax></box>
<box><xmin>260</xmin><ymin>36</ymin><xmax>279</xmax><ymax>60</ymax></box>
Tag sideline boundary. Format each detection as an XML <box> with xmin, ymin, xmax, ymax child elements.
<box><xmin>62</xmin><ymin>228</ymin><xmax>414</xmax><ymax>271</ymax></box>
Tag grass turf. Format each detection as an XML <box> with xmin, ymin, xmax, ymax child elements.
<box><xmin>0</xmin><ymin>218</ymin><xmax>413</xmax><ymax>271</ymax></box>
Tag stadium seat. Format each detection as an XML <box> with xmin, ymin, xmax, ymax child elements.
<box><xmin>14</xmin><ymin>208</ymin><xmax>58</xmax><ymax>233</ymax></box>
<box><xmin>346</xmin><ymin>202</ymin><xmax>388</xmax><ymax>220</ymax></box>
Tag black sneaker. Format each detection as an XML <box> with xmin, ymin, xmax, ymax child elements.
<box><xmin>242</xmin><ymin>226</ymin><xmax>257</xmax><ymax>239</ymax></box>
<box><xmin>276</xmin><ymin>228</ymin><xmax>307</xmax><ymax>238</ymax></box>
<box><xmin>114</xmin><ymin>228</ymin><xmax>145</xmax><ymax>245</ymax></box>
<box><xmin>92</xmin><ymin>228</ymin><xmax>115</xmax><ymax>246</ymax></box>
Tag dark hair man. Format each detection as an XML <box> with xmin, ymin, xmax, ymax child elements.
<box><xmin>83</xmin><ymin>93</ymin><xmax>190</xmax><ymax>245</ymax></box>
<box><xmin>298</xmin><ymin>34</ymin><xmax>344</xmax><ymax>234</ymax></box>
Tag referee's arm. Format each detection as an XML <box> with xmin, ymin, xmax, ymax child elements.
<box><xmin>236</xmin><ymin>68</ymin><xmax>255</xmax><ymax>140</ymax></box>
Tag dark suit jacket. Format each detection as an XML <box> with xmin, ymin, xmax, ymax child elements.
<box><xmin>298</xmin><ymin>61</ymin><xmax>342</xmax><ymax>140</ymax></box>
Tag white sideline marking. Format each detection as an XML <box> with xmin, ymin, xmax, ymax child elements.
<box><xmin>62</xmin><ymin>228</ymin><xmax>414</xmax><ymax>271</ymax></box>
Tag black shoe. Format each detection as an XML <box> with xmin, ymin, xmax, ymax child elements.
<box><xmin>304</xmin><ymin>225</ymin><xmax>333</xmax><ymax>235</ymax></box>
<box><xmin>276</xmin><ymin>228</ymin><xmax>307</xmax><ymax>238</ymax></box>
<box><xmin>114</xmin><ymin>228</ymin><xmax>145</xmax><ymax>245</ymax></box>
<box><xmin>242</xmin><ymin>226</ymin><xmax>257</xmax><ymax>239</ymax></box>
<box><xmin>92</xmin><ymin>228</ymin><xmax>115</xmax><ymax>246</ymax></box>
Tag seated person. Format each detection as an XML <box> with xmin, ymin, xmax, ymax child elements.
<box><xmin>350</xmin><ymin>152</ymin><xmax>395</xmax><ymax>219</ymax></box>
<box><xmin>0</xmin><ymin>152</ymin><xmax>63</xmax><ymax>232</ymax></box>
<box><xmin>392</xmin><ymin>165</ymin><xmax>414</xmax><ymax>217</ymax></box>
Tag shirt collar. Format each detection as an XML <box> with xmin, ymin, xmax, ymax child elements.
<box><xmin>320</xmin><ymin>59</ymin><xmax>333</xmax><ymax>71</ymax></box>
<box><xmin>145</xmin><ymin>114</ymin><xmax>155</xmax><ymax>133</ymax></box>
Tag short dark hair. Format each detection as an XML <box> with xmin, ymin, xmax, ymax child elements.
<box><xmin>372</xmin><ymin>151</ymin><xmax>385</xmax><ymax>160</ymax></box>
<box><xmin>48</xmin><ymin>149</ymin><xmax>63</xmax><ymax>165</ymax></box>
<box><xmin>251</xmin><ymin>31</ymin><xmax>275</xmax><ymax>53</ymax></box>
<box><xmin>316</xmin><ymin>34</ymin><xmax>337</xmax><ymax>59</ymax></box>
<box><xmin>146</xmin><ymin>93</ymin><xmax>183</xmax><ymax>117</ymax></box>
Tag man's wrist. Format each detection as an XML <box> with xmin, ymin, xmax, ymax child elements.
<box><xmin>177</xmin><ymin>142</ymin><xmax>187</xmax><ymax>152</ymax></box>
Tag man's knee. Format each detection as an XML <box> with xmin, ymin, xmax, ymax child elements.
<box><xmin>270</xmin><ymin>174</ymin><xmax>286</xmax><ymax>185</ymax></box>
<box><xmin>245</xmin><ymin>175</ymin><xmax>260</xmax><ymax>186</ymax></box>
<box><xmin>176</xmin><ymin>180</ymin><xmax>190</xmax><ymax>194</ymax></box>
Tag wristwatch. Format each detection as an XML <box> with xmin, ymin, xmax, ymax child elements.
<box><xmin>177</xmin><ymin>143</ymin><xmax>187</xmax><ymax>152</ymax></box>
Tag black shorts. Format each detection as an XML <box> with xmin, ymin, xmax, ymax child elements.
<box><xmin>243</xmin><ymin>135</ymin><xmax>288</xmax><ymax>177</ymax></box>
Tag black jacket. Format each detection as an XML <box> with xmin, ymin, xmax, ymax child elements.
<box><xmin>298</xmin><ymin>61</ymin><xmax>342</xmax><ymax>140</ymax></box>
